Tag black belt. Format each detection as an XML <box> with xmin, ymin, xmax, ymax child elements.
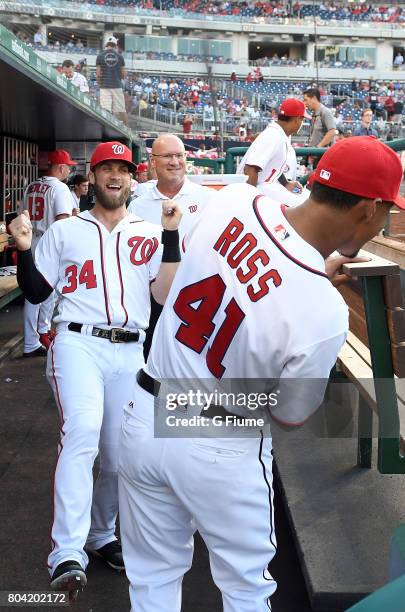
<box><xmin>68</xmin><ymin>322</ymin><xmax>140</xmax><ymax>343</ymax></box>
<box><xmin>136</xmin><ymin>369</ymin><xmax>242</xmax><ymax>420</ymax></box>
<box><xmin>136</xmin><ymin>368</ymin><xmax>161</xmax><ymax>396</ymax></box>
<box><xmin>201</xmin><ymin>404</ymin><xmax>241</xmax><ymax>420</ymax></box>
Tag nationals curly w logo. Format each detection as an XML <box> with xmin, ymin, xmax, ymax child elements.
<box><xmin>112</xmin><ymin>144</ymin><xmax>125</xmax><ymax>155</ymax></box>
<box><xmin>128</xmin><ymin>236</ymin><xmax>159</xmax><ymax>265</ymax></box>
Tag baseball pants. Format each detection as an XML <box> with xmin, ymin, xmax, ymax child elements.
<box><xmin>23</xmin><ymin>294</ymin><xmax>56</xmax><ymax>353</ymax></box>
<box><xmin>46</xmin><ymin>329</ymin><xmax>145</xmax><ymax>574</ymax></box>
<box><xmin>24</xmin><ymin>235</ymin><xmax>55</xmax><ymax>353</ymax></box>
<box><xmin>118</xmin><ymin>381</ymin><xmax>277</xmax><ymax>611</ymax></box>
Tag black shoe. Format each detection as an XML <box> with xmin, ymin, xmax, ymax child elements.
<box><xmin>89</xmin><ymin>540</ymin><xmax>125</xmax><ymax>571</ymax></box>
<box><xmin>50</xmin><ymin>560</ymin><xmax>87</xmax><ymax>599</ymax></box>
<box><xmin>22</xmin><ymin>346</ymin><xmax>48</xmax><ymax>358</ymax></box>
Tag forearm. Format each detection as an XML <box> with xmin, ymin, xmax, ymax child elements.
<box><xmin>317</xmin><ymin>129</ymin><xmax>336</xmax><ymax>147</ymax></box>
<box><xmin>17</xmin><ymin>249</ymin><xmax>53</xmax><ymax>304</ymax></box>
<box><xmin>150</xmin><ymin>229</ymin><xmax>181</xmax><ymax>305</ymax></box>
<box><xmin>151</xmin><ymin>262</ymin><xmax>179</xmax><ymax>305</ymax></box>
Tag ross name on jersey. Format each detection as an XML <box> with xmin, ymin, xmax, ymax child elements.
<box><xmin>213</xmin><ymin>217</ymin><xmax>282</xmax><ymax>302</ymax></box>
<box><xmin>27</xmin><ymin>182</ymin><xmax>51</xmax><ymax>195</ymax></box>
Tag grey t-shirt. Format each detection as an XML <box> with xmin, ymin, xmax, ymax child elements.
<box><xmin>96</xmin><ymin>48</ymin><xmax>125</xmax><ymax>89</ymax></box>
<box><xmin>309</xmin><ymin>104</ymin><xmax>336</xmax><ymax>146</ymax></box>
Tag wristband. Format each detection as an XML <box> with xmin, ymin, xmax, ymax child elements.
<box><xmin>162</xmin><ymin>229</ymin><xmax>180</xmax><ymax>263</ymax></box>
<box><xmin>162</xmin><ymin>229</ymin><xmax>179</xmax><ymax>245</ymax></box>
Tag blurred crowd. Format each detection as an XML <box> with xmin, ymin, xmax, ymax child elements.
<box><xmin>55</xmin><ymin>0</ymin><xmax>405</xmax><ymax>24</ymax></box>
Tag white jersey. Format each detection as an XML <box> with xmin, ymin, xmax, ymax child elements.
<box><xmin>284</xmin><ymin>137</ymin><xmax>298</xmax><ymax>182</ymax></box>
<box><xmin>128</xmin><ymin>177</ymin><xmax>212</xmax><ymax>240</ymax></box>
<box><xmin>70</xmin><ymin>71</ymin><xmax>89</xmax><ymax>93</ymax></box>
<box><xmin>133</xmin><ymin>180</ymin><xmax>156</xmax><ymax>199</ymax></box>
<box><xmin>23</xmin><ymin>176</ymin><xmax>75</xmax><ymax>237</ymax></box>
<box><xmin>146</xmin><ymin>183</ymin><xmax>348</xmax><ymax>424</ymax></box>
<box><xmin>237</xmin><ymin>122</ymin><xmax>289</xmax><ymax>186</ymax></box>
<box><xmin>34</xmin><ymin>211</ymin><xmax>162</xmax><ymax>330</ymax></box>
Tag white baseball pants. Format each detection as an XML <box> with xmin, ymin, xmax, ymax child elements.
<box><xmin>118</xmin><ymin>382</ymin><xmax>277</xmax><ymax>611</ymax></box>
<box><xmin>23</xmin><ymin>236</ymin><xmax>55</xmax><ymax>353</ymax></box>
<box><xmin>23</xmin><ymin>294</ymin><xmax>55</xmax><ymax>352</ymax></box>
<box><xmin>46</xmin><ymin>330</ymin><xmax>145</xmax><ymax>574</ymax></box>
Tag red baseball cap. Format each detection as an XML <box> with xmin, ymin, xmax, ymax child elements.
<box><xmin>136</xmin><ymin>162</ymin><xmax>148</xmax><ymax>173</ymax></box>
<box><xmin>311</xmin><ymin>136</ymin><xmax>405</xmax><ymax>209</ymax></box>
<box><xmin>279</xmin><ymin>98</ymin><xmax>311</xmax><ymax>119</ymax></box>
<box><xmin>48</xmin><ymin>150</ymin><xmax>77</xmax><ymax>166</ymax></box>
<box><xmin>90</xmin><ymin>141</ymin><xmax>136</xmax><ymax>171</ymax></box>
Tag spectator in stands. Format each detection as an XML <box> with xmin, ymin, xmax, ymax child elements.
<box><xmin>61</xmin><ymin>59</ymin><xmax>90</xmax><ymax>93</ymax></box>
<box><xmin>96</xmin><ymin>36</ymin><xmax>128</xmax><ymax>125</ymax></box>
<box><xmin>246</xmin><ymin>72</ymin><xmax>253</xmax><ymax>83</ymax></box>
<box><xmin>392</xmin><ymin>98</ymin><xmax>404</xmax><ymax>123</ymax></box>
<box><xmin>368</xmin><ymin>84</ymin><xmax>379</xmax><ymax>112</ymax></box>
<box><xmin>203</xmin><ymin>102</ymin><xmax>215</xmax><ymax>128</ymax></box>
<box><xmin>304</xmin><ymin>88</ymin><xmax>336</xmax><ymax>147</ymax></box>
<box><xmin>70</xmin><ymin>174</ymin><xmax>90</xmax><ymax>211</ymax></box>
<box><xmin>394</xmin><ymin>52</ymin><xmax>404</xmax><ymax>68</ymax></box>
<box><xmin>182</xmin><ymin>115</ymin><xmax>193</xmax><ymax>135</ymax></box>
<box><xmin>384</xmin><ymin>96</ymin><xmax>395</xmax><ymax>122</ymax></box>
<box><xmin>33</xmin><ymin>28</ymin><xmax>42</xmax><ymax>45</ymax></box>
<box><xmin>353</xmin><ymin>108</ymin><xmax>378</xmax><ymax>137</ymax></box>
<box><xmin>254</xmin><ymin>66</ymin><xmax>264</xmax><ymax>82</ymax></box>
<box><xmin>230</xmin><ymin>71</ymin><xmax>237</xmax><ymax>82</ymax></box>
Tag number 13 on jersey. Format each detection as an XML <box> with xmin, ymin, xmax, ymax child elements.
<box><xmin>173</xmin><ymin>274</ymin><xmax>245</xmax><ymax>378</ymax></box>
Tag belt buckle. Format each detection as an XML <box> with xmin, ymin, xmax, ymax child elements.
<box><xmin>110</xmin><ymin>328</ymin><xmax>125</xmax><ymax>343</ymax></box>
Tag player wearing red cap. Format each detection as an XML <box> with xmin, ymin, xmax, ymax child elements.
<box><xmin>237</xmin><ymin>98</ymin><xmax>311</xmax><ymax>206</ymax></box>
<box><xmin>10</xmin><ymin>141</ymin><xmax>182</xmax><ymax>600</ymax></box>
<box><xmin>118</xmin><ymin>137</ymin><xmax>405</xmax><ymax>611</ymax></box>
<box><xmin>22</xmin><ymin>149</ymin><xmax>77</xmax><ymax>356</ymax></box>
<box><xmin>136</xmin><ymin>162</ymin><xmax>149</xmax><ymax>183</ymax></box>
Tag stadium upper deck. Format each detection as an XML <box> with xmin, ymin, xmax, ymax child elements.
<box><xmin>9</xmin><ymin>0</ymin><xmax>405</xmax><ymax>24</ymax></box>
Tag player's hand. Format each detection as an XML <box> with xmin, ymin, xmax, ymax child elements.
<box><xmin>325</xmin><ymin>255</ymin><xmax>370</xmax><ymax>288</ymax></box>
<box><xmin>286</xmin><ymin>180</ymin><xmax>302</xmax><ymax>193</ymax></box>
<box><xmin>9</xmin><ymin>210</ymin><xmax>32</xmax><ymax>251</ymax></box>
<box><xmin>161</xmin><ymin>200</ymin><xmax>182</xmax><ymax>231</ymax></box>
<box><xmin>72</xmin><ymin>207</ymin><xmax>81</xmax><ymax>216</ymax></box>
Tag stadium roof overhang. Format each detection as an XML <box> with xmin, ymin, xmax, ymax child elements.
<box><xmin>0</xmin><ymin>25</ymin><xmax>136</xmax><ymax>146</ymax></box>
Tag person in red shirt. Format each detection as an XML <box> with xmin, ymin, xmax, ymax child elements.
<box><xmin>182</xmin><ymin>115</ymin><xmax>193</xmax><ymax>135</ymax></box>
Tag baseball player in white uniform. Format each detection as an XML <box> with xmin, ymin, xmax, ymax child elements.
<box><xmin>128</xmin><ymin>134</ymin><xmax>212</xmax><ymax>240</ymax></box>
<box><xmin>22</xmin><ymin>150</ymin><xmax>77</xmax><ymax>356</ymax></box>
<box><xmin>10</xmin><ymin>141</ymin><xmax>182</xmax><ymax>601</ymax></box>
<box><xmin>118</xmin><ymin>137</ymin><xmax>405</xmax><ymax>611</ymax></box>
<box><xmin>237</xmin><ymin>98</ymin><xmax>311</xmax><ymax>208</ymax></box>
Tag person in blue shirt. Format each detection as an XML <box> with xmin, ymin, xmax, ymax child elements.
<box><xmin>353</xmin><ymin>108</ymin><xmax>379</xmax><ymax>137</ymax></box>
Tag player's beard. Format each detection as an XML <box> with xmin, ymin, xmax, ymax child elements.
<box><xmin>93</xmin><ymin>182</ymin><xmax>130</xmax><ymax>210</ymax></box>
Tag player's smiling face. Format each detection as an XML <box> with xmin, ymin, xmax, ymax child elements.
<box><xmin>90</xmin><ymin>160</ymin><xmax>131</xmax><ymax>210</ymax></box>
